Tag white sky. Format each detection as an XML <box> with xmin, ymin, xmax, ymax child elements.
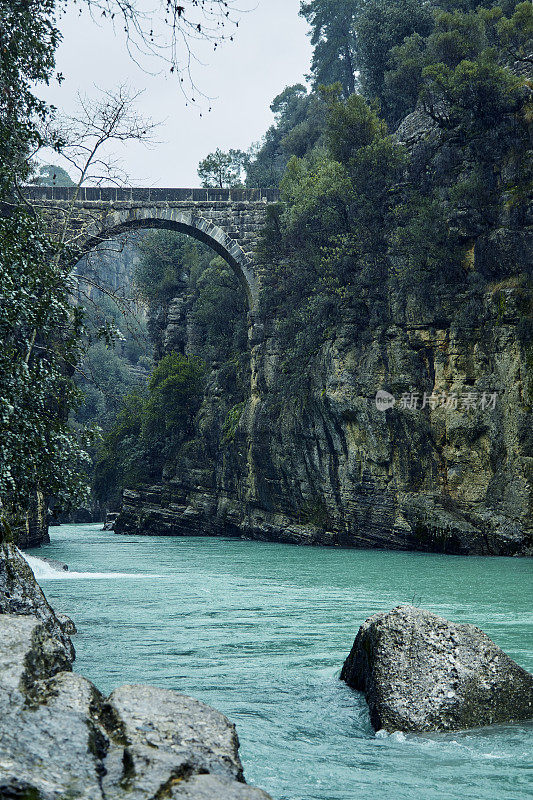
<box><xmin>39</xmin><ymin>0</ymin><xmax>313</xmax><ymax>186</ymax></box>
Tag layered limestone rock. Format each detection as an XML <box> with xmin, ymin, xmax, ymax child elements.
<box><xmin>115</xmin><ymin>110</ymin><xmax>532</xmax><ymax>556</ymax></box>
<box><xmin>340</xmin><ymin>605</ymin><xmax>533</xmax><ymax>732</ymax></box>
<box><xmin>14</xmin><ymin>488</ymin><xmax>50</xmax><ymax>549</ymax></box>
<box><xmin>0</xmin><ymin>544</ymin><xmax>272</xmax><ymax>800</ymax></box>
<box><xmin>116</xmin><ymin>267</ymin><xmax>532</xmax><ymax>555</ymax></box>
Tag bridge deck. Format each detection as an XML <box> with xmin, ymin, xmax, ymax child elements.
<box><xmin>24</xmin><ymin>186</ymin><xmax>280</xmax><ymax>203</ymax></box>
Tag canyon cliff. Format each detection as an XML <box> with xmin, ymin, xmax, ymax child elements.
<box><xmin>115</xmin><ymin>109</ymin><xmax>532</xmax><ymax>556</ymax></box>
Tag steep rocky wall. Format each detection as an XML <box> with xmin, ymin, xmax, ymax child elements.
<box><xmin>13</xmin><ymin>490</ymin><xmax>50</xmax><ymax>549</ymax></box>
<box><xmin>117</xmin><ymin>275</ymin><xmax>532</xmax><ymax>555</ymax></box>
<box><xmin>74</xmin><ymin>234</ymin><xmax>143</xmax><ymax>300</ymax></box>
<box><xmin>116</xmin><ymin>113</ymin><xmax>532</xmax><ymax>556</ymax></box>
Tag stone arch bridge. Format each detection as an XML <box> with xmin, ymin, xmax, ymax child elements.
<box><xmin>24</xmin><ymin>186</ymin><xmax>279</xmax><ymax>308</ymax></box>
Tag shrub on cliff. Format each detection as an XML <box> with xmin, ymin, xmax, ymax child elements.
<box><xmin>134</xmin><ymin>231</ymin><xmax>212</xmax><ymax>303</ymax></box>
<box><xmin>94</xmin><ymin>354</ymin><xmax>206</xmax><ymax>506</ymax></box>
<box><xmin>143</xmin><ymin>353</ymin><xmax>206</xmax><ymax>444</ymax></box>
<box><xmin>259</xmin><ymin>88</ymin><xmax>404</xmax><ymax>395</ymax></box>
<box><xmin>257</xmin><ymin>2</ymin><xmax>531</xmax><ymax>398</ymax></box>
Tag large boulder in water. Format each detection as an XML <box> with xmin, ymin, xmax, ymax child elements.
<box><xmin>341</xmin><ymin>605</ymin><xmax>533</xmax><ymax>732</ymax></box>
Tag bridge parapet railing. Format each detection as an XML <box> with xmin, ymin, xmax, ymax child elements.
<box><xmin>23</xmin><ymin>186</ymin><xmax>280</xmax><ymax>203</ymax></box>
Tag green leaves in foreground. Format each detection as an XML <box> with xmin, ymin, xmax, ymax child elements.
<box><xmin>0</xmin><ymin>211</ymin><xmax>91</xmax><ymax>512</ymax></box>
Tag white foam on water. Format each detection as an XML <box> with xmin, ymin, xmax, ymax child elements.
<box><xmin>20</xmin><ymin>551</ymin><xmax>159</xmax><ymax>580</ymax></box>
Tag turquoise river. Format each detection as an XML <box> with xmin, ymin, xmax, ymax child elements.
<box><xmin>26</xmin><ymin>523</ymin><xmax>532</xmax><ymax>800</ymax></box>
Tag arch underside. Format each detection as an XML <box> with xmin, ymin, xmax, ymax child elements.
<box><xmin>81</xmin><ymin>214</ymin><xmax>256</xmax><ymax>308</ymax></box>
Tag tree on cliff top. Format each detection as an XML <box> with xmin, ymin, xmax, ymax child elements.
<box><xmin>32</xmin><ymin>164</ymin><xmax>75</xmax><ymax>186</ymax></box>
<box><xmin>299</xmin><ymin>0</ymin><xmax>359</xmax><ymax>96</ymax></box>
<box><xmin>198</xmin><ymin>148</ymin><xmax>248</xmax><ymax>188</ymax></box>
<box><xmin>245</xmin><ymin>85</ymin><xmax>326</xmax><ymax>188</ymax></box>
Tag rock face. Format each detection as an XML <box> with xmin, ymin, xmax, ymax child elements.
<box><xmin>116</xmin><ymin>263</ymin><xmax>532</xmax><ymax>555</ymax></box>
<box><xmin>115</xmin><ymin>108</ymin><xmax>532</xmax><ymax>557</ymax></box>
<box><xmin>0</xmin><ymin>541</ymin><xmax>74</xmax><ymax>646</ymax></box>
<box><xmin>103</xmin><ymin>512</ymin><xmax>119</xmax><ymax>531</ymax></box>
<box><xmin>340</xmin><ymin>605</ymin><xmax>533</xmax><ymax>733</ymax></box>
<box><xmin>14</xmin><ymin>488</ymin><xmax>50</xmax><ymax>549</ymax></box>
<box><xmin>0</xmin><ymin>543</ymin><xmax>272</xmax><ymax>800</ymax></box>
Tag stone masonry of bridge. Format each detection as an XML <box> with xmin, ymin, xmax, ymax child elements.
<box><xmin>24</xmin><ymin>186</ymin><xmax>279</xmax><ymax>308</ymax></box>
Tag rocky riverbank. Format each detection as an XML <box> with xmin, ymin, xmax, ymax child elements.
<box><xmin>0</xmin><ymin>541</ymin><xmax>272</xmax><ymax>799</ymax></box>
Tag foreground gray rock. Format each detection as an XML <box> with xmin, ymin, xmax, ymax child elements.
<box><xmin>0</xmin><ymin>541</ymin><xmax>75</xmax><ymax>646</ymax></box>
<box><xmin>0</xmin><ymin>543</ymin><xmax>272</xmax><ymax>799</ymax></box>
<box><xmin>341</xmin><ymin>605</ymin><xmax>533</xmax><ymax>733</ymax></box>
<box><xmin>103</xmin><ymin>511</ymin><xmax>119</xmax><ymax>531</ymax></box>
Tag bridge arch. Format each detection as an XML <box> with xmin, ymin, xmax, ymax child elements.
<box><xmin>80</xmin><ymin>206</ymin><xmax>258</xmax><ymax>308</ymax></box>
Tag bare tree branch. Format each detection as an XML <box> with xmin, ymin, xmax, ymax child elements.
<box><xmin>21</xmin><ymin>88</ymin><xmax>155</xmax><ymax>366</ymax></box>
<box><xmin>46</xmin><ymin>85</ymin><xmax>157</xmax><ymax>193</ymax></box>
<box><xmin>63</xmin><ymin>0</ymin><xmax>248</xmax><ymax>102</ymax></box>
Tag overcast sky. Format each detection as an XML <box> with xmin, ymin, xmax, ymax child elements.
<box><xmin>39</xmin><ymin>0</ymin><xmax>313</xmax><ymax>186</ymax></box>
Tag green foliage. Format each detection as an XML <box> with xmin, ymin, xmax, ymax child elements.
<box><xmin>2</xmin><ymin>0</ymin><xmax>153</xmax><ymax>515</ymax></box>
<box><xmin>422</xmin><ymin>55</ymin><xmax>524</xmax><ymax>132</ymax></box>
<box><xmin>262</xmin><ymin>91</ymin><xmax>404</xmax><ymax>395</ymax></box>
<box><xmin>0</xmin><ymin>211</ymin><xmax>90</xmax><ymax>511</ymax></box>
<box><xmin>96</xmin><ymin>221</ymin><xmax>251</xmax><ymax>503</ymax></box>
<box><xmin>249</xmin><ymin>1</ymin><xmax>528</xmax><ymax>197</ymax></box>
<box><xmin>497</xmin><ymin>1</ymin><xmax>533</xmax><ymax>61</ymax></box>
<box><xmin>385</xmin><ymin>33</ymin><xmax>427</xmax><ymax>119</ymax></box>
<box><xmin>134</xmin><ymin>228</ymin><xmax>249</xmax><ymax>361</ymax></box>
<box><xmin>94</xmin><ymin>354</ymin><xmax>206</xmax><ymax>506</ymax></box>
<box><xmin>259</xmin><ymin>2</ymin><xmax>530</xmax><ymax>402</ymax></box>
<box><xmin>143</xmin><ymin>353</ymin><xmax>205</xmax><ymax>443</ymax></box>
<box><xmin>0</xmin><ymin>0</ymin><xmax>60</xmax><ymax>194</ymax></box>
<box><xmin>0</xmin><ymin>0</ymin><xmax>98</xmax><ymax>520</ymax></box>
<box><xmin>386</xmin><ymin>3</ymin><xmax>531</xmax><ymax>133</ymax></box>
<box><xmin>32</xmin><ymin>164</ymin><xmax>75</xmax><ymax>187</ymax></box>
<box><xmin>92</xmin><ymin>392</ymin><xmax>146</xmax><ymax>508</ymax></box>
<box><xmin>271</xmin><ymin>84</ymin><xmax>309</xmax><ymax>119</ymax></box>
<box><xmin>354</xmin><ymin>0</ymin><xmax>434</xmax><ymax>123</ymax></box>
<box><xmin>280</xmin><ymin>152</ymin><xmax>354</xmax><ymax>258</ymax></box>
<box><xmin>75</xmin><ymin>341</ymin><xmax>141</xmax><ymax>427</ymax></box>
<box><xmin>323</xmin><ymin>86</ymin><xmax>380</xmax><ymax>160</ymax></box>
<box><xmin>221</xmin><ymin>402</ymin><xmax>245</xmax><ymax>445</ymax></box>
<box><xmin>134</xmin><ymin>230</ymin><xmax>212</xmax><ymax>302</ymax></box>
<box><xmin>89</xmin><ymin>0</ymin><xmax>533</xmax><ymax>509</ymax></box>
<box><xmin>390</xmin><ymin>194</ymin><xmax>463</xmax><ymax>278</ymax></box>
<box><xmin>246</xmin><ymin>85</ymin><xmax>325</xmax><ymax>188</ymax></box>
<box><xmin>197</xmin><ymin>147</ymin><xmax>248</xmax><ymax>188</ymax></box>
<box><xmin>277</xmin><ymin>90</ymin><xmax>404</xmax><ymax>272</ymax></box>
<box><xmin>190</xmin><ymin>257</ymin><xmax>249</xmax><ymax>362</ymax></box>
<box><xmin>296</xmin><ymin>0</ymin><xmax>529</xmax><ymax>131</ymax></box>
<box><xmin>70</xmin><ymin>243</ymin><xmax>153</xmax><ymax>449</ymax></box>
